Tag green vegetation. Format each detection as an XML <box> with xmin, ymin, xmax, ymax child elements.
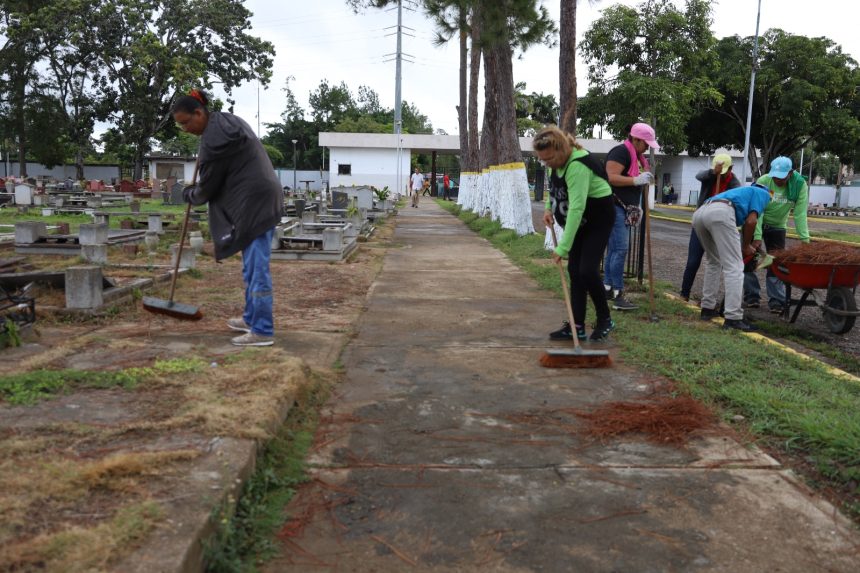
<box><xmin>439</xmin><ymin>201</ymin><xmax>860</xmax><ymax>515</ymax></box>
<box><xmin>0</xmin><ymin>358</ymin><xmax>205</xmax><ymax>405</ymax></box>
<box><xmin>0</xmin><ymin>319</ymin><xmax>22</xmax><ymax>349</ymax></box>
<box><xmin>204</xmin><ymin>376</ymin><xmax>331</xmax><ymax>572</ymax></box>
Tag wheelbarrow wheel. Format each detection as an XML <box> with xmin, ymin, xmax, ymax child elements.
<box><xmin>823</xmin><ymin>287</ymin><xmax>857</xmax><ymax>334</ymax></box>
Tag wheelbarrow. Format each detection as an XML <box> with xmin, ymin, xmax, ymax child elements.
<box><xmin>770</xmin><ymin>260</ymin><xmax>860</xmax><ymax>334</ymax></box>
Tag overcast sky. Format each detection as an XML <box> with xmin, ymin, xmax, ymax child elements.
<box><xmin>219</xmin><ymin>0</ymin><xmax>860</xmax><ymax>138</ymax></box>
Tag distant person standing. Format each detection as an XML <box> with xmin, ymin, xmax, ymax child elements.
<box><xmin>443</xmin><ymin>173</ymin><xmax>451</xmax><ymax>201</ymax></box>
<box><xmin>679</xmin><ymin>154</ymin><xmax>740</xmax><ymax>301</ymax></box>
<box><xmin>410</xmin><ymin>167</ymin><xmax>424</xmax><ymax>208</ymax></box>
<box><xmin>743</xmin><ymin>156</ymin><xmax>810</xmax><ymax>313</ymax></box>
<box><xmin>603</xmin><ymin>122</ymin><xmax>658</xmax><ymax>311</ymax></box>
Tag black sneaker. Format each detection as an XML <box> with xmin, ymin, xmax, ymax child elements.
<box><xmin>742</xmin><ymin>300</ymin><xmax>760</xmax><ymax>309</ymax></box>
<box><xmin>769</xmin><ymin>305</ymin><xmax>785</xmax><ymax>314</ymax></box>
<box><xmin>612</xmin><ymin>296</ymin><xmax>638</xmax><ymax>311</ymax></box>
<box><xmin>575</xmin><ymin>324</ymin><xmax>587</xmax><ymax>341</ymax></box>
<box><xmin>549</xmin><ymin>321</ymin><xmax>573</xmax><ymax>340</ymax></box>
<box><xmin>723</xmin><ymin>319</ymin><xmax>755</xmax><ymax>332</ymax></box>
<box><xmin>604</xmin><ymin>285</ymin><xmax>615</xmax><ymax>300</ymax></box>
<box><xmin>700</xmin><ymin>307</ymin><xmax>720</xmax><ymax>320</ymax></box>
<box><xmin>590</xmin><ymin>318</ymin><xmax>616</xmax><ymax>341</ymax></box>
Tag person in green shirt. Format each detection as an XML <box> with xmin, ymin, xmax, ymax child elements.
<box><xmin>743</xmin><ymin>156</ymin><xmax>811</xmax><ymax>313</ymax></box>
<box><xmin>534</xmin><ymin>126</ymin><xmax>616</xmax><ymax>342</ymax></box>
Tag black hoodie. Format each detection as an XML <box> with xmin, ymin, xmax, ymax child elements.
<box><xmin>186</xmin><ymin>112</ymin><xmax>283</xmax><ymax>260</ymax></box>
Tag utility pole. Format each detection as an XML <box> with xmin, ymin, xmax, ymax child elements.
<box><xmin>740</xmin><ymin>0</ymin><xmax>762</xmax><ymax>185</ymax></box>
<box><xmin>384</xmin><ymin>1</ymin><xmax>414</xmax><ymax>196</ymax></box>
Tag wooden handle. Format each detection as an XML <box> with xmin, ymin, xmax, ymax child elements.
<box><xmin>167</xmin><ymin>159</ymin><xmax>200</xmax><ymax>304</ymax></box>
<box><xmin>550</xmin><ymin>225</ymin><xmax>581</xmax><ymax>350</ymax></box>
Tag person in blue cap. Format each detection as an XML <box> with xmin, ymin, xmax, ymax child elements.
<box><xmin>743</xmin><ymin>156</ymin><xmax>810</xmax><ymax>313</ymax></box>
<box><xmin>692</xmin><ymin>183</ymin><xmax>771</xmax><ymax>331</ymax></box>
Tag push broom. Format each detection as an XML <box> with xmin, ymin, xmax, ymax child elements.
<box><xmin>142</xmin><ymin>159</ymin><xmax>203</xmax><ymax>320</ymax></box>
<box><xmin>539</xmin><ymin>227</ymin><xmax>611</xmax><ymax>369</ymax></box>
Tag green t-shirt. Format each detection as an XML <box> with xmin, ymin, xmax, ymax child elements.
<box><xmin>544</xmin><ymin>148</ymin><xmax>612</xmax><ymax>257</ymax></box>
<box><xmin>754</xmin><ymin>173</ymin><xmax>810</xmax><ymax>242</ymax></box>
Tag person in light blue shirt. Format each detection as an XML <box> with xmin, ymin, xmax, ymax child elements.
<box><xmin>691</xmin><ymin>184</ymin><xmax>771</xmax><ymax>332</ymax></box>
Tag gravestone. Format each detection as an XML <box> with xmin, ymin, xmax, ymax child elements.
<box><xmin>79</xmin><ymin>223</ymin><xmax>108</xmax><ymax>245</ymax></box>
<box><xmin>15</xmin><ymin>221</ymin><xmax>47</xmax><ymax>244</ymax></box>
<box><xmin>355</xmin><ymin>187</ymin><xmax>373</xmax><ymax>210</ymax></box>
<box><xmin>332</xmin><ymin>191</ymin><xmax>349</xmax><ymax>210</ymax></box>
<box><xmin>322</xmin><ymin>227</ymin><xmax>343</xmax><ymax>251</ymax></box>
<box><xmin>65</xmin><ymin>266</ymin><xmax>103</xmax><ymax>309</ymax></box>
<box><xmin>14</xmin><ymin>183</ymin><xmax>34</xmax><ymax>205</ymax></box>
<box><xmin>81</xmin><ymin>244</ymin><xmax>108</xmax><ymax>264</ymax></box>
<box><xmin>170</xmin><ymin>244</ymin><xmax>196</xmax><ymax>269</ymax></box>
<box><xmin>148</xmin><ymin>214</ymin><xmax>163</xmax><ymax>234</ymax></box>
<box><xmin>168</xmin><ymin>182</ymin><xmax>184</xmax><ymax>205</ymax></box>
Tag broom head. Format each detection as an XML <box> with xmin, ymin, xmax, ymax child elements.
<box><xmin>142</xmin><ymin>296</ymin><xmax>203</xmax><ymax>321</ymax></box>
<box><xmin>540</xmin><ymin>348</ymin><xmax>612</xmax><ymax>369</ymax></box>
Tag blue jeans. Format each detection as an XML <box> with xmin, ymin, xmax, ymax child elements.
<box><xmin>242</xmin><ymin>228</ymin><xmax>275</xmax><ymax>336</ymax></box>
<box><xmin>603</xmin><ymin>204</ymin><xmax>628</xmax><ymax>291</ymax></box>
<box><xmin>743</xmin><ymin>226</ymin><xmax>786</xmax><ymax>309</ymax></box>
<box><xmin>680</xmin><ymin>228</ymin><xmax>704</xmax><ymax>299</ymax></box>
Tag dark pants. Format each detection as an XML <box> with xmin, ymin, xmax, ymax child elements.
<box><xmin>567</xmin><ymin>195</ymin><xmax>615</xmax><ymax>326</ymax></box>
<box><xmin>443</xmin><ymin>186</ymin><xmax>450</xmax><ymax>200</ymax></box>
<box><xmin>680</xmin><ymin>228</ymin><xmax>705</xmax><ymax>299</ymax></box>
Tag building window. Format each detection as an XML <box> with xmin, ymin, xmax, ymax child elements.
<box><xmin>338</xmin><ymin>164</ymin><xmax>351</xmax><ymax>175</ymax></box>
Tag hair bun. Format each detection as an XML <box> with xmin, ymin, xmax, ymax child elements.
<box><xmin>189</xmin><ymin>89</ymin><xmax>208</xmax><ymax>106</ymax></box>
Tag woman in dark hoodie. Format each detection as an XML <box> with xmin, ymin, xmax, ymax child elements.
<box><xmin>173</xmin><ymin>89</ymin><xmax>283</xmax><ymax>346</ymax></box>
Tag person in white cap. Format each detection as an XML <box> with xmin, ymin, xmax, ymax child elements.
<box><xmin>742</xmin><ymin>156</ymin><xmax>810</xmax><ymax>313</ymax></box>
<box><xmin>603</xmin><ymin>122</ymin><xmax>658</xmax><ymax>311</ymax></box>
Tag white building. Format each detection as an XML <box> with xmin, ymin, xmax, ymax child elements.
<box><xmin>318</xmin><ymin>131</ymin><xmax>745</xmax><ymax>206</ymax></box>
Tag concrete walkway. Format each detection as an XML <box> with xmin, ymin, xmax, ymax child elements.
<box><xmin>265</xmin><ymin>201</ymin><xmax>859</xmax><ymax>572</ymax></box>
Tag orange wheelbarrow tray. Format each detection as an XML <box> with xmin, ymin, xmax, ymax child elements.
<box><xmin>770</xmin><ymin>260</ymin><xmax>860</xmax><ymax>335</ymax></box>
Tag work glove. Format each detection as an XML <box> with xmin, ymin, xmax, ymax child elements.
<box><xmin>182</xmin><ymin>185</ymin><xmax>197</xmax><ymax>204</ymax></box>
<box><xmin>632</xmin><ymin>172</ymin><xmax>654</xmax><ymax>186</ymax></box>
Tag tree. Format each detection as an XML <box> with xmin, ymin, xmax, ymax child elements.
<box><xmin>308</xmin><ymin>80</ymin><xmax>357</xmax><ymax>130</ymax></box>
<box><xmin>44</xmin><ymin>0</ymin><xmax>113</xmax><ymax>179</ymax></box>
<box><xmin>577</xmin><ymin>0</ymin><xmax>720</xmax><ymax>154</ymax></box>
<box><xmin>470</xmin><ymin>0</ymin><xmax>554</xmax><ymax>234</ymax></box>
<box><xmin>94</xmin><ymin>0</ymin><xmax>275</xmax><ymax>179</ymax></box>
<box><xmin>0</xmin><ymin>0</ymin><xmax>68</xmax><ymax>175</ymax></box>
<box><xmin>687</xmin><ymin>30</ymin><xmax>860</xmax><ymax>177</ymax></box>
<box><xmin>515</xmin><ymin>82</ymin><xmax>559</xmax><ymax>136</ymax></box>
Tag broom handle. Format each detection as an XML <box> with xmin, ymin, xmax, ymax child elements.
<box><xmin>167</xmin><ymin>159</ymin><xmax>199</xmax><ymax>304</ymax></box>
<box><xmin>550</xmin><ymin>225</ymin><xmax>581</xmax><ymax>350</ymax></box>
<box><xmin>643</xmin><ymin>184</ymin><xmax>656</xmax><ymax>315</ymax></box>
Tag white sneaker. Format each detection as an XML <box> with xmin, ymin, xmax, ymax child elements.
<box><xmin>226</xmin><ymin>317</ymin><xmax>250</xmax><ymax>332</ymax></box>
<box><xmin>231</xmin><ymin>332</ymin><xmax>274</xmax><ymax>347</ymax></box>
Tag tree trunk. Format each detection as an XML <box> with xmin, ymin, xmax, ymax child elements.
<box><xmin>493</xmin><ymin>42</ymin><xmax>520</xmax><ymax>164</ymax></box>
<box><xmin>559</xmin><ymin>0</ymin><xmax>577</xmax><ymax>133</ymax></box>
<box><xmin>75</xmin><ymin>148</ymin><xmax>85</xmax><ymax>181</ymax></box>
<box><xmin>14</xmin><ymin>76</ymin><xmax>27</xmax><ymax>177</ymax></box>
<box><xmin>479</xmin><ymin>44</ymin><xmax>499</xmax><ymax>171</ymax></box>
<box><xmin>466</xmin><ymin>6</ymin><xmax>481</xmax><ymax>171</ymax></box>
<box><xmin>457</xmin><ymin>19</ymin><xmax>469</xmax><ymax>168</ymax></box>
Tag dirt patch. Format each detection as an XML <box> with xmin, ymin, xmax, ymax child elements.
<box><xmin>0</xmin><ymin>216</ymin><xmax>394</xmax><ymax>570</ymax></box>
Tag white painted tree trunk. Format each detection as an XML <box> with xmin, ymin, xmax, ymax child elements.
<box><xmin>458</xmin><ymin>172</ymin><xmax>478</xmax><ymax>211</ymax></box>
<box><xmin>495</xmin><ymin>163</ymin><xmax>534</xmax><ymax>236</ymax></box>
